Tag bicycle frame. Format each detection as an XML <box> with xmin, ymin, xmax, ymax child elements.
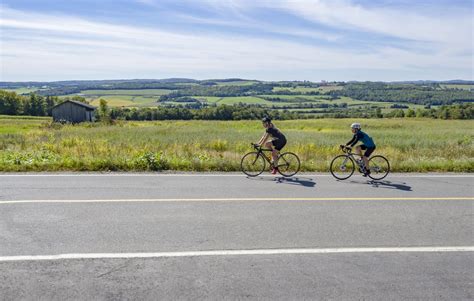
<box><xmin>341</xmin><ymin>147</ymin><xmax>365</xmax><ymax>169</ymax></box>
<box><xmin>252</xmin><ymin>145</ymin><xmax>278</xmax><ymax>167</ymax></box>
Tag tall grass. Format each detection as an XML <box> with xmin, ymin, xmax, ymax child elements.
<box><xmin>0</xmin><ymin>118</ymin><xmax>472</xmax><ymax>172</ymax></box>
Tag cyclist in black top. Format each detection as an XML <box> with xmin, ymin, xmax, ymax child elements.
<box><xmin>257</xmin><ymin>116</ymin><xmax>287</xmax><ymax>174</ymax></box>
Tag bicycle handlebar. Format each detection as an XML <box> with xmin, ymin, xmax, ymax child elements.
<box><xmin>340</xmin><ymin>145</ymin><xmax>352</xmax><ymax>153</ymax></box>
<box><xmin>251</xmin><ymin>143</ymin><xmax>260</xmax><ymax>149</ymax></box>
<box><xmin>251</xmin><ymin>143</ymin><xmax>273</xmax><ymax>152</ymax></box>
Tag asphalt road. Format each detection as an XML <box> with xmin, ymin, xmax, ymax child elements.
<box><xmin>0</xmin><ymin>173</ymin><xmax>473</xmax><ymax>300</ymax></box>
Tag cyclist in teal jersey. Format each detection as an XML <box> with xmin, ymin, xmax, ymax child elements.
<box><xmin>342</xmin><ymin>123</ymin><xmax>376</xmax><ymax>176</ymax></box>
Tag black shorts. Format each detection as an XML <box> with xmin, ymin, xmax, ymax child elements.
<box><xmin>360</xmin><ymin>145</ymin><xmax>376</xmax><ymax>157</ymax></box>
<box><xmin>271</xmin><ymin>139</ymin><xmax>287</xmax><ymax>151</ymax></box>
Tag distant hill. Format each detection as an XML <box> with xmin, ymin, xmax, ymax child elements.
<box><xmin>2</xmin><ymin>78</ymin><xmax>474</xmax><ymax>89</ymax></box>
<box><xmin>390</xmin><ymin>80</ymin><xmax>474</xmax><ymax>85</ymax></box>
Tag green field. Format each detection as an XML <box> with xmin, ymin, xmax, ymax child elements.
<box><xmin>440</xmin><ymin>84</ymin><xmax>474</xmax><ymax>90</ymax></box>
<box><xmin>4</xmin><ymin>88</ymin><xmax>41</xmax><ymax>94</ymax></box>
<box><xmin>215</xmin><ymin>81</ymin><xmax>259</xmax><ymax>86</ymax></box>
<box><xmin>0</xmin><ymin>117</ymin><xmax>472</xmax><ymax>172</ymax></box>
<box><xmin>79</xmin><ymin>89</ymin><xmax>173</xmax><ymax>96</ymax></box>
<box><xmin>0</xmin><ymin>115</ymin><xmax>50</xmax><ymax>120</ymax></box>
<box><xmin>316</xmin><ymin>85</ymin><xmax>344</xmax><ymax>93</ymax></box>
<box><xmin>259</xmin><ymin>95</ymin><xmax>329</xmax><ymax>101</ymax></box>
<box><xmin>61</xmin><ymin>89</ymin><xmax>171</xmax><ymax>107</ymax></box>
<box><xmin>88</xmin><ymin>95</ymin><xmax>159</xmax><ymax>107</ymax></box>
<box><xmin>74</xmin><ymin>95</ymin><xmax>159</xmax><ymax>107</ymax></box>
<box><xmin>273</xmin><ymin>87</ymin><xmax>321</xmax><ymax>93</ymax></box>
<box><xmin>272</xmin><ymin>86</ymin><xmax>344</xmax><ymax>93</ymax></box>
<box><xmin>0</xmin><ymin>116</ymin><xmax>51</xmax><ymax>134</ymax></box>
<box><xmin>88</xmin><ymin>96</ymin><xmax>137</xmax><ymax>107</ymax></box>
<box><xmin>217</xmin><ymin>97</ymin><xmax>270</xmax><ymax>105</ymax></box>
<box><xmin>195</xmin><ymin>96</ymin><xmax>284</xmax><ymax>106</ymax></box>
<box><xmin>194</xmin><ymin>96</ymin><xmax>223</xmax><ymax>103</ymax></box>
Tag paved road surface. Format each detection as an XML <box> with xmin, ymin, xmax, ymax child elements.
<box><xmin>0</xmin><ymin>173</ymin><xmax>472</xmax><ymax>300</ymax></box>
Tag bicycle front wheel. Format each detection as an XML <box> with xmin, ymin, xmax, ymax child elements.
<box><xmin>241</xmin><ymin>152</ymin><xmax>266</xmax><ymax>177</ymax></box>
<box><xmin>330</xmin><ymin>155</ymin><xmax>355</xmax><ymax>180</ymax></box>
<box><xmin>277</xmin><ymin>152</ymin><xmax>300</xmax><ymax>177</ymax></box>
<box><xmin>368</xmin><ymin>155</ymin><xmax>390</xmax><ymax>180</ymax></box>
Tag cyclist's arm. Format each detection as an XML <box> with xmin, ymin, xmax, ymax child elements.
<box><xmin>346</xmin><ymin>134</ymin><xmax>359</xmax><ymax>147</ymax></box>
<box><xmin>258</xmin><ymin>133</ymin><xmax>270</xmax><ymax>145</ymax></box>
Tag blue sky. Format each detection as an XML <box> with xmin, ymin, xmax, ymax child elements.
<box><xmin>0</xmin><ymin>0</ymin><xmax>472</xmax><ymax>81</ymax></box>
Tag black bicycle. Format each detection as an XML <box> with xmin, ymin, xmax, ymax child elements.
<box><xmin>241</xmin><ymin>143</ymin><xmax>300</xmax><ymax>177</ymax></box>
<box><xmin>330</xmin><ymin>145</ymin><xmax>390</xmax><ymax>180</ymax></box>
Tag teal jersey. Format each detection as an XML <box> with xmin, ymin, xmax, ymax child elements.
<box><xmin>348</xmin><ymin>130</ymin><xmax>375</xmax><ymax>148</ymax></box>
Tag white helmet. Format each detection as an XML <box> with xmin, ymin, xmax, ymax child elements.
<box><xmin>351</xmin><ymin>123</ymin><xmax>361</xmax><ymax>129</ymax></box>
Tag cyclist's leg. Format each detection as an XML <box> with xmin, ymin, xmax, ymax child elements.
<box><xmin>271</xmin><ymin>149</ymin><xmax>279</xmax><ymax>164</ymax></box>
<box><xmin>363</xmin><ymin>147</ymin><xmax>376</xmax><ymax>171</ymax></box>
<box><xmin>271</xmin><ymin>139</ymin><xmax>286</xmax><ymax>165</ymax></box>
<box><xmin>264</xmin><ymin>141</ymin><xmax>277</xmax><ymax>165</ymax></box>
<box><xmin>359</xmin><ymin>145</ymin><xmax>369</xmax><ymax>168</ymax></box>
<box><xmin>355</xmin><ymin>145</ymin><xmax>363</xmax><ymax>159</ymax></box>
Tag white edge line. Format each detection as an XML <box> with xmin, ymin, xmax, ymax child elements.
<box><xmin>1</xmin><ymin>197</ymin><xmax>473</xmax><ymax>204</ymax></box>
<box><xmin>0</xmin><ymin>174</ymin><xmax>325</xmax><ymax>177</ymax></box>
<box><xmin>1</xmin><ymin>246</ymin><xmax>473</xmax><ymax>262</ymax></box>
<box><xmin>0</xmin><ymin>174</ymin><xmax>472</xmax><ymax>178</ymax></box>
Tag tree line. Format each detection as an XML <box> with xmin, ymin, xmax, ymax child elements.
<box><xmin>109</xmin><ymin>104</ymin><xmax>299</xmax><ymax>121</ymax></box>
<box><xmin>107</xmin><ymin>103</ymin><xmax>473</xmax><ymax>121</ymax></box>
<box><xmin>331</xmin><ymin>82</ymin><xmax>474</xmax><ymax>106</ymax></box>
<box><xmin>0</xmin><ymin>90</ymin><xmax>91</xmax><ymax>116</ymax></box>
<box><xmin>318</xmin><ymin>104</ymin><xmax>473</xmax><ymax>119</ymax></box>
<box><xmin>0</xmin><ymin>90</ymin><xmax>58</xmax><ymax>116</ymax></box>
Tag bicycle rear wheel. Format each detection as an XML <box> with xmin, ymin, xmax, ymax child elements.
<box><xmin>330</xmin><ymin>155</ymin><xmax>355</xmax><ymax>180</ymax></box>
<box><xmin>277</xmin><ymin>152</ymin><xmax>300</xmax><ymax>177</ymax></box>
<box><xmin>368</xmin><ymin>155</ymin><xmax>390</xmax><ymax>180</ymax></box>
<box><xmin>241</xmin><ymin>152</ymin><xmax>266</xmax><ymax>177</ymax></box>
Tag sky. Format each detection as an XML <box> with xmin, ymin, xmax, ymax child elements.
<box><xmin>0</xmin><ymin>0</ymin><xmax>472</xmax><ymax>82</ymax></box>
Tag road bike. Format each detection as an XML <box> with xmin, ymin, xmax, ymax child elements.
<box><xmin>330</xmin><ymin>145</ymin><xmax>390</xmax><ymax>180</ymax></box>
<box><xmin>241</xmin><ymin>143</ymin><xmax>300</xmax><ymax>177</ymax></box>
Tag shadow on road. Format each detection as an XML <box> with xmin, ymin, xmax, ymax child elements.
<box><xmin>247</xmin><ymin>176</ymin><xmax>316</xmax><ymax>188</ymax></box>
<box><xmin>347</xmin><ymin>179</ymin><xmax>412</xmax><ymax>191</ymax></box>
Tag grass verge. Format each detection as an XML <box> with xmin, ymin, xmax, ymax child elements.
<box><xmin>0</xmin><ymin>118</ymin><xmax>472</xmax><ymax>172</ymax></box>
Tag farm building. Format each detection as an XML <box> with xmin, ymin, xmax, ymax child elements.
<box><xmin>52</xmin><ymin>100</ymin><xmax>96</xmax><ymax>123</ymax></box>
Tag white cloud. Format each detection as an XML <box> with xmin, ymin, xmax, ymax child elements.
<box><xmin>0</xmin><ymin>4</ymin><xmax>472</xmax><ymax>81</ymax></box>
<box><xmin>134</xmin><ymin>0</ymin><xmax>156</xmax><ymax>5</ymax></box>
<box><xmin>175</xmin><ymin>14</ymin><xmax>342</xmax><ymax>42</ymax></box>
<box><xmin>201</xmin><ymin>0</ymin><xmax>472</xmax><ymax>46</ymax></box>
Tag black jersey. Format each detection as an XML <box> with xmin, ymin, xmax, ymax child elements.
<box><xmin>266</xmin><ymin>126</ymin><xmax>286</xmax><ymax>141</ymax></box>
